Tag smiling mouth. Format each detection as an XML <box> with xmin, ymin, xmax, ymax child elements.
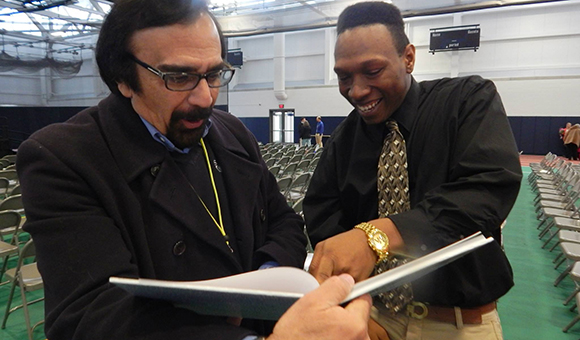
<box><xmin>356</xmin><ymin>99</ymin><xmax>382</xmax><ymax>114</ymax></box>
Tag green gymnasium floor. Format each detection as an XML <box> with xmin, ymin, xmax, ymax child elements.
<box><xmin>498</xmin><ymin>166</ymin><xmax>580</xmax><ymax>340</ymax></box>
<box><xmin>2</xmin><ymin>165</ymin><xmax>580</xmax><ymax>339</ymax></box>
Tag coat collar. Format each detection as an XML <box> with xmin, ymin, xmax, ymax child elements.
<box><xmin>97</xmin><ymin>94</ymin><xmax>262</xmax><ymax>271</ymax></box>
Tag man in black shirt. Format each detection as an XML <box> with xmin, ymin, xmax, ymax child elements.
<box><xmin>299</xmin><ymin>117</ymin><xmax>312</xmax><ymax>146</ymax></box>
<box><xmin>304</xmin><ymin>2</ymin><xmax>522</xmax><ymax>340</ymax></box>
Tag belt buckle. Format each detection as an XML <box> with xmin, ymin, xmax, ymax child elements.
<box><xmin>407</xmin><ymin>301</ymin><xmax>428</xmax><ymax>319</ymax></box>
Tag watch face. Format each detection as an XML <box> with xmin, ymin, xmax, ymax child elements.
<box><xmin>370</xmin><ymin>231</ymin><xmax>389</xmax><ymax>252</ymax></box>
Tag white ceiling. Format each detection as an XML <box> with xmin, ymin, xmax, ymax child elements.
<box><xmin>0</xmin><ymin>0</ymin><xmax>568</xmax><ymax>58</ymax></box>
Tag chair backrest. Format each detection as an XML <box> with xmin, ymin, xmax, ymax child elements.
<box><xmin>289</xmin><ymin>155</ymin><xmax>302</xmax><ymax>164</ymax></box>
<box><xmin>18</xmin><ymin>239</ymin><xmax>36</xmax><ymax>263</ymax></box>
<box><xmin>269</xmin><ymin>165</ymin><xmax>282</xmax><ymax>178</ymax></box>
<box><xmin>7</xmin><ymin>184</ymin><xmax>20</xmax><ymax>197</ymax></box>
<box><xmin>265</xmin><ymin>158</ymin><xmax>277</xmax><ymax>168</ymax></box>
<box><xmin>277</xmin><ymin>156</ymin><xmax>290</xmax><ymax>167</ymax></box>
<box><xmin>271</xmin><ymin>151</ymin><xmax>284</xmax><ymax>160</ymax></box>
<box><xmin>0</xmin><ymin>178</ymin><xmax>9</xmax><ymax>198</ymax></box>
<box><xmin>0</xmin><ymin>210</ymin><xmax>21</xmax><ymax>237</ymax></box>
<box><xmin>1</xmin><ymin>155</ymin><xmax>16</xmax><ymax>165</ymax></box>
<box><xmin>280</xmin><ymin>162</ymin><xmax>298</xmax><ymax>178</ymax></box>
<box><xmin>292</xmin><ymin>197</ymin><xmax>304</xmax><ymax>216</ymax></box>
<box><xmin>0</xmin><ymin>194</ymin><xmax>23</xmax><ymax>213</ymax></box>
<box><xmin>296</xmin><ymin>159</ymin><xmax>311</xmax><ymax>172</ymax></box>
<box><xmin>0</xmin><ymin>210</ymin><xmax>22</xmax><ymax>245</ymax></box>
<box><xmin>309</xmin><ymin>158</ymin><xmax>320</xmax><ymax>171</ymax></box>
<box><xmin>277</xmin><ymin>176</ymin><xmax>293</xmax><ymax>196</ymax></box>
<box><xmin>0</xmin><ymin>170</ymin><xmax>17</xmax><ymax>182</ymax></box>
<box><xmin>289</xmin><ymin>173</ymin><xmax>311</xmax><ymax>194</ymax></box>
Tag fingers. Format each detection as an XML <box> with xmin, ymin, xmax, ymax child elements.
<box><xmin>271</xmin><ymin>274</ymin><xmax>370</xmax><ymax>340</ymax></box>
<box><xmin>304</xmin><ymin>274</ymin><xmax>354</xmax><ymax>307</ymax></box>
<box><xmin>345</xmin><ymin>293</ymin><xmax>372</xmax><ymax>322</ymax></box>
<box><xmin>309</xmin><ymin>230</ymin><xmax>377</xmax><ymax>283</ymax></box>
<box><xmin>309</xmin><ymin>242</ymin><xmax>335</xmax><ymax>284</ymax></box>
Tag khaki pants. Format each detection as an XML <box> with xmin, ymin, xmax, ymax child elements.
<box><xmin>315</xmin><ymin>133</ymin><xmax>323</xmax><ymax>147</ymax></box>
<box><xmin>373</xmin><ymin>307</ymin><xmax>504</xmax><ymax>340</ymax></box>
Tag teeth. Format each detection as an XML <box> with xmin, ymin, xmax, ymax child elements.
<box><xmin>357</xmin><ymin>100</ymin><xmax>380</xmax><ymax>113</ymax></box>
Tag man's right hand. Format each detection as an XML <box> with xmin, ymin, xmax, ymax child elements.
<box><xmin>309</xmin><ymin>229</ymin><xmax>377</xmax><ymax>283</ymax></box>
<box><xmin>308</xmin><ymin>218</ymin><xmax>405</xmax><ymax>284</ymax></box>
<box><xmin>268</xmin><ymin>274</ymin><xmax>371</xmax><ymax>340</ymax></box>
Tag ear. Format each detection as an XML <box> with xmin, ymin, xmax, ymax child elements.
<box><xmin>117</xmin><ymin>82</ymin><xmax>133</xmax><ymax>98</ymax></box>
<box><xmin>403</xmin><ymin>44</ymin><xmax>416</xmax><ymax>74</ymax></box>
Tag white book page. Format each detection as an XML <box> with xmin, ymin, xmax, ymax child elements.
<box><xmin>110</xmin><ymin>232</ymin><xmax>493</xmax><ymax>320</ymax></box>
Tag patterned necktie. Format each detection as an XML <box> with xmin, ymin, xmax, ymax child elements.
<box><xmin>376</xmin><ymin>120</ymin><xmax>413</xmax><ymax>313</ymax></box>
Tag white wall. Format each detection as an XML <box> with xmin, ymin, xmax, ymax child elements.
<box><xmin>227</xmin><ymin>0</ymin><xmax>580</xmax><ymax>118</ymax></box>
<box><xmin>2</xmin><ymin>0</ymin><xmax>580</xmax><ymax>118</ymax></box>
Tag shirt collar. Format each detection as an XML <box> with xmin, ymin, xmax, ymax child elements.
<box><xmin>139</xmin><ymin>116</ymin><xmax>212</xmax><ymax>154</ymax></box>
<box><xmin>390</xmin><ymin>76</ymin><xmax>419</xmax><ymax>139</ymax></box>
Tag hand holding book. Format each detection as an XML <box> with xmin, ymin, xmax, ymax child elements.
<box><xmin>110</xmin><ymin>232</ymin><xmax>493</xmax><ymax>320</ymax></box>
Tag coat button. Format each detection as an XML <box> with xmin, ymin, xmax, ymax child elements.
<box><xmin>173</xmin><ymin>240</ymin><xmax>186</xmax><ymax>256</ymax></box>
<box><xmin>150</xmin><ymin>164</ymin><xmax>161</xmax><ymax>177</ymax></box>
<box><xmin>260</xmin><ymin>209</ymin><xmax>266</xmax><ymax>222</ymax></box>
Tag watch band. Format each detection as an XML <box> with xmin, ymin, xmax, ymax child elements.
<box><xmin>354</xmin><ymin>222</ymin><xmax>390</xmax><ymax>264</ymax></box>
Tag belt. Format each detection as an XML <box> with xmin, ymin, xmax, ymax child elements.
<box><xmin>407</xmin><ymin>302</ymin><xmax>497</xmax><ymax>325</ymax></box>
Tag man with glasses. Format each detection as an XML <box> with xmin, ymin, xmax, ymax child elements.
<box><xmin>16</xmin><ymin>1</ymin><xmax>371</xmax><ymax>339</ymax></box>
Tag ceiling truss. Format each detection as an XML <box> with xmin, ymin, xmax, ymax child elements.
<box><xmin>0</xmin><ymin>0</ymin><xmax>573</xmax><ymax>58</ymax></box>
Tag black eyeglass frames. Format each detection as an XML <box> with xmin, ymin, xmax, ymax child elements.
<box><xmin>129</xmin><ymin>55</ymin><xmax>235</xmax><ymax>92</ymax></box>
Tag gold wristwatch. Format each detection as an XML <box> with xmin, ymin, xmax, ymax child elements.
<box><xmin>354</xmin><ymin>222</ymin><xmax>389</xmax><ymax>264</ymax></box>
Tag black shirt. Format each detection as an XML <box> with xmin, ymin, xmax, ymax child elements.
<box><xmin>304</xmin><ymin>76</ymin><xmax>522</xmax><ymax>307</ymax></box>
<box><xmin>299</xmin><ymin>121</ymin><xmax>311</xmax><ymax>139</ymax></box>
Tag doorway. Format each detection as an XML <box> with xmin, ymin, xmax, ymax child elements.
<box><xmin>269</xmin><ymin>109</ymin><xmax>295</xmax><ymax>143</ymax></box>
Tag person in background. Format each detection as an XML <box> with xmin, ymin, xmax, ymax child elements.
<box><xmin>564</xmin><ymin>123</ymin><xmax>580</xmax><ymax>160</ymax></box>
<box><xmin>315</xmin><ymin>116</ymin><xmax>325</xmax><ymax>149</ymax></box>
<box><xmin>16</xmin><ymin>0</ymin><xmax>371</xmax><ymax>339</ymax></box>
<box><xmin>559</xmin><ymin>122</ymin><xmax>571</xmax><ymax>140</ymax></box>
<box><xmin>299</xmin><ymin>117</ymin><xmax>312</xmax><ymax>146</ymax></box>
<box><xmin>304</xmin><ymin>2</ymin><xmax>522</xmax><ymax>340</ymax></box>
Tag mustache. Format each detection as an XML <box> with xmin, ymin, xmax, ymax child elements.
<box><xmin>171</xmin><ymin>106</ymin><xmax>213</xmax><ymax>123</ymax></box>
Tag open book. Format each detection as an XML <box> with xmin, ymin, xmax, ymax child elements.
<box><xmin>110</xmin><ymin>232</ymin><xmax>493</xmax><ymax>320</ymax></box>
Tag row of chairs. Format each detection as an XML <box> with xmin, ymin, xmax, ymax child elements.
<box><xmin>0</xmin><ymin>155</ymin><xmax>16</xmax><ymax>171</ymax></box>
<box><xmin>269</xmin><ymin>159</ymin><xmax>318</xmax><ymax>180</ymax></box>
<box><xmin>0</xmin><ymin>238</ymin><xmax>42</xmax><ymax>340</ymax></box>
<box><xmin>0</xmin><ymin>193</ymin><xmax>44</xmax><ymax>340</ymax></box>
<box><xmin>264</xmin><ymin>152</ymin><xmax>319</xmax><ymax>167</ymax></box>
<box><xmin>529</xmin><ymin>153</ymin><xmax>580</xmax><ymax>333</ymax></box>
<box><xmin>277</xmin><ymin>172</ymin><xmax>312</xmax><ymax>206</ymax></box>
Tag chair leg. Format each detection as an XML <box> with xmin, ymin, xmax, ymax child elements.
<box><xmin>563</xmin><ymin>315</ymin><xmax>580</xmax><ymax>332</ymax></box>
<box><xmin>537</xmin><ymin>218</ymin><xmax>548</xmax><ymax>231</ymax></box>
<box><xmin>565</xmin><ymin>287</ymin><xmax>580</xmax><ymax>305</ymax></box>
<box><xmin>555</xmin><ymin>264</ymin><xmax>573</xmax><ymax>287</ymax></box>
<box><xmin>0</xmin><ymin>254</ymin><xmax>9</xmax><ymax>282</ymax></box>
<box><xmin>542</xmin><ymin>231</ymin><xmax>559</xmax><ymax>248</ymax></box>
<box><xmin>555</xmin><ymin>256</ymin><xmax>567</xmax><ymax>269</ymax></box>
<box><xmin>549</xmin><ymin>240</ymin><xmax>561</xmax><ymax>252</ymax></box>
<box><xmin>554</xmin><ymin>252</ymin><xmax>564</xmax><ymax>264</ymax></box>
<box><xmin>19</xmin><ymin>279</ymin><xmax>33</xmax><ymax>340</ymax></box>
<box><xmin>1</xmin><ymin>277</ymin><xmax>17</xmax><ymax>329</ymax></box>
<box><xmin>539</xmin><ymin>220</ymin><xmax>556</xmax><ymax>239</ymax></box>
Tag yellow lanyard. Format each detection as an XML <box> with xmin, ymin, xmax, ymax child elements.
<box><xmin>199</xmin><ymin>138</ymin><xmax>231</xmax><ymax>251</ymax></box>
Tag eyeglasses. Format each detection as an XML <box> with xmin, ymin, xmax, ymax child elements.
<box><xmin>130</xmin><ymin>55</ymin><xmax>235</xmax><ymax>91</ymax></box>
